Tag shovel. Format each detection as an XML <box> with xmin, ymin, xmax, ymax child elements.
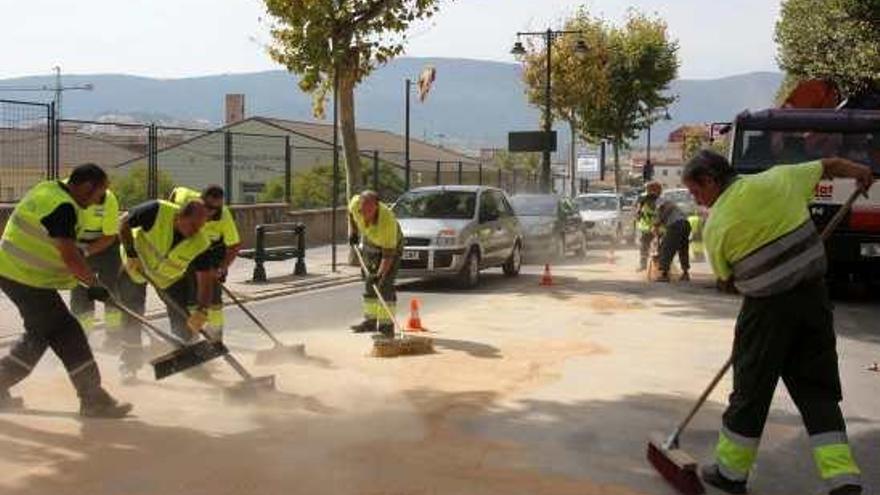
<box><xmin>219</xmin><ymin>284</ymin><xmax>306</xmax><ymax>365</ymax></box>
<box><xmin>141</xmin><ymin>274</ymin><xmax>277</xmax><ymax>401</ymax></box>
<box><xmin>102</xmin><ymin>292</ymin><xmax>229</xmax><ymax>380</ymax></box>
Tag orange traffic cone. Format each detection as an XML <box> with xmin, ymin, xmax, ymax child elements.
<box><xmin>540</xmin><ymin>264</ymin><xmax>554</xmax><ymax>286</ymax></box>
<box><xmin>406</xmin><ymin>298</ymin><xmax>425</xmax><ymax>332</ymax></box>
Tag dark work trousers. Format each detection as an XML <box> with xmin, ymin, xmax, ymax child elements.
<box><xmin>0</xmin><ymin>275</ymin><xmax>102</xmax><ymax>397</ymax></box>
<box><xmin>69</xmin><ymin>242</ymin><xmax>122</xmax><ymax>324</ymax></box>
<box><xmin>164</xmin><ymin>274</ymin><xmax>194</xmax><ymax>341</ymax></box>
<box><xmin>658</xmin><ymin>219</ymin><xmax>691</xmax><ymax>273</ymax></box>
<box><xmin>638</xmin><ymin>231</ymin><xmax>654</xmax><ymax>270</ymax></box>
<box><xmin>117</xmin><ymin>271</ymin><xmax>193</xmax><ymax>371</ymax></box>
<box><xmin>362</xmin><ymin>246</ymin><xmax>401</xmax><ymax>323</ymax></box>
<box><xmin>725</xmin><ymin>278</ymin><xmax>846</xmax><ymax>439</ymax></box>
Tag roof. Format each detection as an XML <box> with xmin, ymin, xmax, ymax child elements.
<box><xmin>407</xmin><ymin>184</ymin><xmax>498</xmax><ymax>193</ymax></box>
<box><xmin>254</xmin><ymin>117</ymin><xmax>481</xmax><ymax>166</ymax></box>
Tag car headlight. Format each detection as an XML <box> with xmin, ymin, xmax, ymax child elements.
<box><xmin>435</xmin><ymin>229</ymin><xmax>458</xmax><ymax>247</ymax></box>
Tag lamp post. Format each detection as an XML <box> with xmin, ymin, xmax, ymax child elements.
<box><xmin>405</xmin><ymin>78</ymin><xmax>412</xmax><ymax>190</ymax></box>
<box><xmin>511</xmin><ymin>30</ymin><xmax>587</xmax><ymax>194</ymax></box>
<box><xmin>643</xmin><ymin>106</ymin><xmax>671</xmax><ymax>182</ymax></box>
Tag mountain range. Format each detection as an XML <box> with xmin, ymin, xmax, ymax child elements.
<box><xmin>0</xmin><ymin>58</ymin><xmax>784</xmax><ymax>152</ymax></box>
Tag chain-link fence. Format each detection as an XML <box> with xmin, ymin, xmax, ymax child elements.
<box><xmin>0</xmin><ymin>100</ymin><xmax>53</xmax><ymax>202</ymax></box>
<box><xmin>1</xmin><ymin>98</ymin><xmax>543</xmax><ymax>206</ymax></box>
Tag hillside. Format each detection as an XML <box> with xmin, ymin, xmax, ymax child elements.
<box><xmin>0</xmin><ymin>58</ymin><xmax>783</xmax><ymax>151</ymax></box>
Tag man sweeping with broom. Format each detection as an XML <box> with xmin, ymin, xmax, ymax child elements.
<box><xmin>681</xmin><ymin>150</ymin><xmax>869</xmax><ymax>495</ymax></box>
<box><xmin>348</xmin><ymin>191</ymin><xmax>403</xmax><ymax>338</ymax></box>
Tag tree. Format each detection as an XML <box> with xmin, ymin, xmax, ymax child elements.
<box><xmin>776</xmin><ymin>0</ymin><xmax>880</xmax><ymax>95</ymax></box>
<box><xmin>112</xmin><ymin>166</ymin><xmax>175</xmax><ymax>208</ymax></box>
<box><xmin>520</xmin><ymin>8</ymin><xmax>609</xmax><ymax>194</ymax></box>
<box><xmin>260</xmin><ymin>162</ymin><xmax>405</xmax><ymax>208</ymax></box>
<box><xmin>578</xmin><ymin>11</ymin><xmax>679</xmax><ymax>193</ymax></box>
<box><xmin>263</xmin><ymin>0</ymin><xmax>444</xmax><ymax>204</ymax></box>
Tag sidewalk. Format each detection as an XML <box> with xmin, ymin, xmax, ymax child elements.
<box><xmin>0</xmin><ymin>243</ymin><xmax>360</xmax><ymax>333</ymax></box>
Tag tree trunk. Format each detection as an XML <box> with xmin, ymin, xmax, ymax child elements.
<box><xmin>613</xmin><ymin>137</ymin><xmax>621</xmax><ymax>194</ymax></box>
<box><xmin>338</xmin><ymin>67</ymin><xmax>362</xmax><ymax>266</ymax></box>
<box><xmin>569</xmin><ymin>120</ymin><xmax>577</xmax><ymax>197</ymax></box>
<box><xmin>338</xmin><ymin>68</ymin><xmax>363</xmax><ymax>200</ymax></box>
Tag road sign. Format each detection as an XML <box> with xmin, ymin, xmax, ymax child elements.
<box><xmin>508</xmin><ymin>131</ymin><xmax>557</xmax><ymax>153</ymax></box>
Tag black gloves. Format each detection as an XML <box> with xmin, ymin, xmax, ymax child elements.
<box><xmin>349</xmin><ymin>233</ymin><xmax>360</xmax><ymax>246</ymax></box>
<box><xmin>87</xmin><ymin>286</ymin><xmax>111</xmax><ymax>302</ymax></box>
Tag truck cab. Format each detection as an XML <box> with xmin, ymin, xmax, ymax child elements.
<box><xmin>729</xmin><ymin>108</ymin><xmax>880</xmax><ymax>284</ymax></box>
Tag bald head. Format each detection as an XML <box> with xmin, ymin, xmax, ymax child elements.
<box><xmin>176</xmin><ymin>199</ymin><xmax>208</xmax><ymax>237</ymax></box>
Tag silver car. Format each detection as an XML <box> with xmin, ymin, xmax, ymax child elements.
<box><xmin>393</xmin><ymin>186</ymin><xmax>523</xmax><ymax>288</ymax></box>
<box><xmin>575</xmin><ymin>193</ymin><xmax>631</xmax><ymax>243</ymax></box>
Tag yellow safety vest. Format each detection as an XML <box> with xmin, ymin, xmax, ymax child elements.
<box><xmin>77</xmin><ymin>189</ymin><xmax>120</xmax><ymax>242</ymax></box>
<box><xmin>170</xmin><ymin>186</ymin><xmax>239</xmax><ymax>246</ymax></box>
<box><xmin>121</xmin><ymin>200</ymin><xmax>211</xmax><ymax>289</ymax></box>
<box><xmin>636</xmin><ymin>196</ymin><xmax>656</xmax><ymax>233</ymax></box>
<box><xmin>0</xmin><ymin>181</ymin><xmax>80</xmax><ymax>289</ymax></box>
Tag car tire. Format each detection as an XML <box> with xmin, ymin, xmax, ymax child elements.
<box><xmin>502</xmin><ymin>242</ymin><xmax>522</xmax><ymax>277</ymax></box>
<box><xmin>457</xmin><ymin>249</ymin><xmax>481</xmax><ymax>289</ymax></box>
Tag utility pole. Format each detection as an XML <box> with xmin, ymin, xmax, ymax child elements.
<box><xmin>0</xmin><ymin>66</ymin><xmax>93</xmax><ymax>119</ymax></box>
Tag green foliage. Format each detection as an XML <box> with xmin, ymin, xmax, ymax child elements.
<box><xmin>682</xmin><ymin>130</ymin><xmax>730</xmax><ymax>162</ymax></box>
<box><xmin>263</xmin><ymin>0</ymin><xmax>444</xmax><ymax>117</ymax></box>
<box><xmin>112</xmin><ymin>166</ymin><xmax>175</xmax><ymax>209</ymax></box>
<box><xmin>260</xmin><ymin>161</ymin><xmax>405</xmax><ymax>209</ymax></box>
<box><xmin>776</xmin><ymin>0</ymin><xmax>880</xmax><ymax>95</ymax></box>
<box><xmin>489</xmin><ymin>150</ymin><xmax>540</xmax><ymax>173</ymax></box>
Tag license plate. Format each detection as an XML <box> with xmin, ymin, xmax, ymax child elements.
<box><xmin>402</xmin><ymin>250</ymin><xmax>421</xmax><ymax>260</ymax></box>
<box><xmin>860</xmin><ymin>243</ymin><xmax>880</xmax><ymax>258</ymax></box>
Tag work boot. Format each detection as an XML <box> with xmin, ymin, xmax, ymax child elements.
<box><xmin>350</xmin><ymin>320</ymin><xmax>378</xmax><ymax>333</ymax></box>
<box><xmin>377</xmin><ymin>322</ymin><xmax>395</xmax><ymax>339</ymax></box>
<box><xmin>655</xmin><ymin>271</ymin><xmax>671</xmax><ymax>283</ymax></box>
<box><xmin>700</xmin><ymin>464</ymin><xmax>747</xmax><ymax>494</ymax></box>
<box><xmin>80</xmin><ymin>388</ymin><xmax>133</xmax><ymax>419</ymax></box>
<box><xmin>0</xmin><ymin>389</ymin><xmax>24</xmax><ymax>410</ymax></box>
<box><xmin>829</xmin><ymin>485</ymin><xmax>862</xmax><ymax>495</ymax></box>
<box><xmin>680</xmin><ymin>271</ymin><xmax>691</xmax><ymax>282</ymax></box>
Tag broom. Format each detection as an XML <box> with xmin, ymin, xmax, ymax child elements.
<box><xmin>646</xmin><ymin>185</ymin><xmax>867</xmax><ymax>494</ymax></box>
<box><xmin>351</xmin><ymin>246</ymin><xmax>433</xmax><ymax>358</ymax></box>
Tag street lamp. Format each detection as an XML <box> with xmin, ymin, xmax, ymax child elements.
<box><xmin>511</xmin><ymin>29</ymin><xmax>587</xmax><ymax>193</ymax></box>
<box><xmin>644</xmin><ymin>106</ymin><xmax>671</xmax><ymax>182</ymax></box>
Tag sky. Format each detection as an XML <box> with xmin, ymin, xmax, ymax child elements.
<box><xmin>0</xmin><ymin>0</ymin><xmax>781</xmax><ymax>80</ymax></box>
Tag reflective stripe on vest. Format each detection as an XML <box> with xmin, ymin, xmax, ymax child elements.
<box><xmin>732</xmin><ymin>220</ymin><xmax>826</xmax><ymax>297</ymax></box>
<box><xmin>122</xmin><ymin>201</ymin><xmax>210</xmax><ymax>289</ymax></box>
<box><xmin>0</xmin><ymin>181</ymin><xmax>78</xmax><ymax>289</ymax></box>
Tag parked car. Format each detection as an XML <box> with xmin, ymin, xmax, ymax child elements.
<box><xmin>509</xmin><ymin>194</ymin><xmax>588</xmax><ymax>261</ymax></box>
<box><xmin>660</xmin><ymin>188</ymin><xmax>698</xmax><ymax>216</ymax></box>
<box><xmin>392</xmin><ymin>185</ymin><xmax>523</xmax><ymax>288</ymax></box>
<box><xmin>575</xmin><ymin>193</ymin><xmax>631</xmax><ymax>244</ymax></box>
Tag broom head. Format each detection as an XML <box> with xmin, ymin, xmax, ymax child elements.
<box><xmin>646</xmin><ymin>435</ymin><xmax>704</xmax><ymax>495</ymax></box>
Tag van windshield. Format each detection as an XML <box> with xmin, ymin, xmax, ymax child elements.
<box><xmin>733</xmin><ymin>129</ymin><xmax>880</xmax><ymax>175</ymax></box>
<box><xmin>393</xmin><ymin>190</ymin><xmax>476</xmax><ymax>219</ymax></box>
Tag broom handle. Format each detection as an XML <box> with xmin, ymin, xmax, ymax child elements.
<box><xmin>668</xmin><ymin>185</ymin><xmax>867</xmax><ymax>446</ymax></box>
<box><xmin>138</xmin><ymin>272</ymin><xmax>256</xmax><ymax>381</ymax></box>
<box><xmin>352</xmin><ymin>245</ymin><xmax>403</xmax><ymax>336</ymax></box>
<box><xmin>220</xmin><ymin>283</ymin><xmax>283</xmax><ymax>347</ymax></box>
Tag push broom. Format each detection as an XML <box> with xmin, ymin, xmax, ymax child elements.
<box><xmin>646</xmin><ymin>184</ymin><xmax>868</xmax><ymax>494</ymax></box>
<box><xmin>138</xmin><ymin>273</ymin><xmax>277</xmax><ymax>400</ymax></box>
<box><xmin>219</xmin><ymin>283</ymin><xmax>306</xmax><ymax>365</ymax></box>
<box><xmin>351</xmin><ymin>245</ymin><xmax>433</xmax><ymax>358</ymax></box>
<box><xmin>102</xmin><ymin>291</ymin><xmax>229</xmax><ymax>380</ymax></box>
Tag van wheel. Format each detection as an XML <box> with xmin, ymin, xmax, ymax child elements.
<box><xmin>503</xmin><ymin>243</ymin><xmax>522</xmax><ymax>277</ymax></box>
<box><xmin>458</xmin><ymin>249</ymin><xmax>481</xmax><ymax>289</ymax></box>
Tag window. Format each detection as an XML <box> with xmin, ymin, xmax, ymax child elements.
<box><xmin>662</xmin><ymin>169</ymin><xmax>668</xmax><ymax>176</ymax></box>
<box><xmin>479</xmin><ymin>191</ymin><xmax>500</xmax><ymax>221</ymax></box>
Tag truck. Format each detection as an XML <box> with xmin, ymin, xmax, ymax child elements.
<box><xmin>727</xmin><ymin>107</ymin><xmax>880</xmax><ymax>286</ymax></box>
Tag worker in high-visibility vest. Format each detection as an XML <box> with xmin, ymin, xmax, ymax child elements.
<box><xmin>0</xmin><ymin>164</ymin><xmax>131</xmax><ymax>418</ymax></box>
<box><xmin>348</xmin><ymin>190</ymin><xmax>403</xmax><ymax>337</ymax></box>
<box><xmin>688</xmin><ymin>207</ymin><xmax>708</xmax><ymax>263</ymax></box>
<box><xmin>169</xmin><ymin>185</ymin><xmax>241</xmax><ymax>341</ymax></box>
<box><xmin>68</xmin><ymin>187</ymin><xmax>124</xmax><ymax>349</ymax></box>
<box><xmin>683</xmin><ymin>149</ymin><xmax>868</xmax><ymax>495</ymax></box>
<box><xmin>116</xmin><ymin>198</ymin><xmax>214</xmax><ymax>382</ymax></box>
<box><xmin>635</xmin><ymin>183</ymin><xmax>660</xmax><ymax>272</ymax></box>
